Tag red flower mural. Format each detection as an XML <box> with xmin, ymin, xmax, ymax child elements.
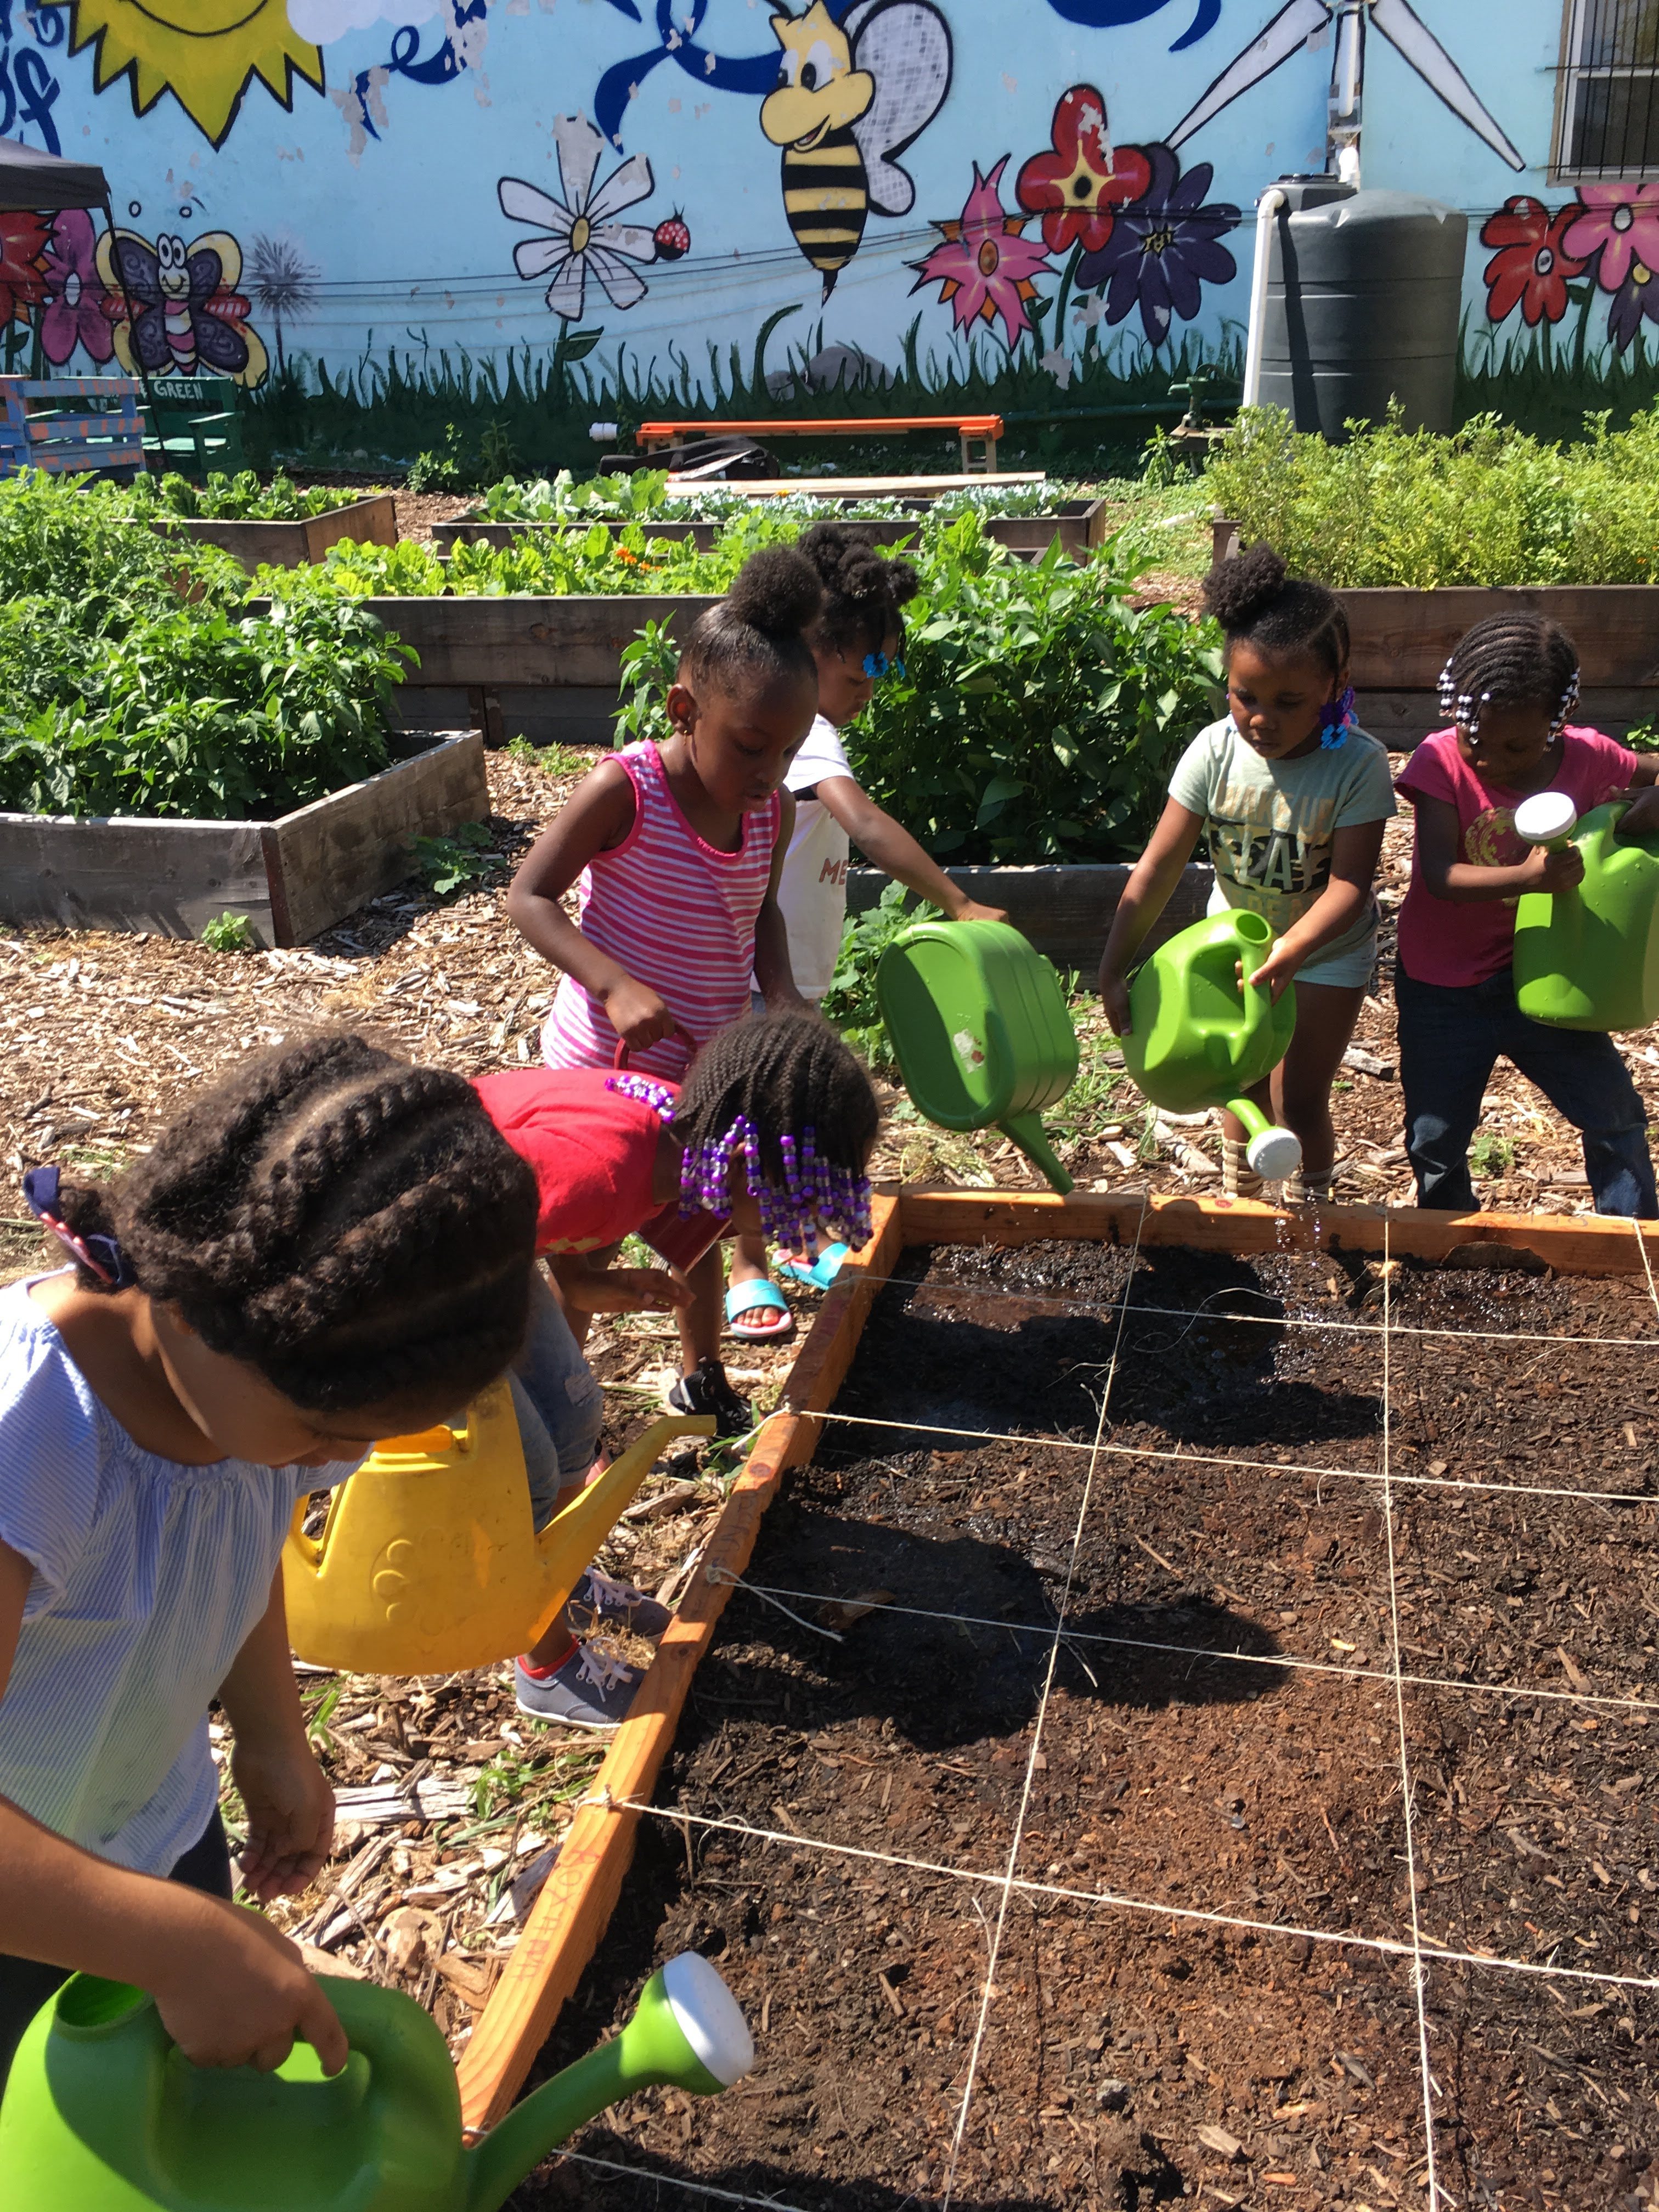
<box><xmin>0</xmin><ymin>212</ymin><xmax>48</xmax><ymax>328</ymax></box>
<box><xmin>1480</xmin><ymin>196</ymin><xmax>1586</xmax><ymax>326</ymax></box>
<box><xmin>1015</xmin><ymin>84</ymin><xmax>1152</xmax><ymax>255</ymax></box>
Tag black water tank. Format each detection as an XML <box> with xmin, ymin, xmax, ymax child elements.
<box><xmin>1256</xmin><ymin>177</ymin><xmax>1468</xmax><ymax>437</ymax></box>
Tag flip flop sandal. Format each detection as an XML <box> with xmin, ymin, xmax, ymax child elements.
<box><xmin>777</xmin><ymin>1244</ymin><xmax>850</xmax><ymax>1293</ymax></box>
<box><xmin>724</xmin><ymin>1278</ymin><xmax>795</xmax><ymax>1342</ymax></box>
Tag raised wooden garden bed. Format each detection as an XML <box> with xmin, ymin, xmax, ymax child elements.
<box><xmin>151</xmin><ymin>493</ymin><xmax>398</xmax><ymax>573</ymax></box>
<box><xmin>431</xmin><ymin>498</ymin><xmax>1107</xmax><ymax>563</ymax></box>
<box><xmin>1214</xmin><ymin>526</ymin><xmax>1659</xmax><ymax>748</ymax></box>
<box><xmin>455</xmin><ymin>1183</ymin><xmax>1659</xmax><ymax>2169</ymax></box>
<box><xmin>0</xmin><ymin>729</ymin><xmax>485</xmax><ymax>946</ymax></box>
<box><xmin>847</xmin><ymin>859</ymin><xmax>1213</xmax><ymax>972</ymax></box>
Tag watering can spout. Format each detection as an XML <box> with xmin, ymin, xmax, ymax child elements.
<box><xmin>461</xmin><ymin>1954</ymin><xmax>755</xmax><ymax>2212</ymax></box>
<box><xmin>528</xmin><ymin>1412</ymin><xmax>715</xmax><ymax>1641</ymax></box>
<box><xmin>998</xmin><ymin>1113</ymin><xmax>1074</xmax><ymax>1196</ymax></box>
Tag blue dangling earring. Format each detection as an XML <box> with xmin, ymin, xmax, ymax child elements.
<box><xmin>1319</xmin><ymin>683</ymin><xmax>1356</xmax><ymax>751</ymax></box>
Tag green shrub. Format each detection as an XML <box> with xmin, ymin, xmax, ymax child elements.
<box><xmin>411</xmin><ymin>819</ymin><xmax>496</xmax><ymax>895</ymax></box>
<box><xmin>1203</xmin><ymin>403</ymin><xmax>1659</xmax><ymax>586</ymax></box>
<box><xmin>851</xmin><ymin>516</ymin><xmax>1223</xmax><ymax>863</ymax></box>
<box><xmin>201</xmin><ymin>911</ymin><xmax>256</xmax><ymax>951</ymax></box>
<box><xmin>820</xmin><ymin>881</ymin><xmax>939</xmax><ymax>1070</ymax></box>
<box><xmin>132</xmin><ymin>470</ymin><xmax>354</xmax><ymax>522</ymax></box>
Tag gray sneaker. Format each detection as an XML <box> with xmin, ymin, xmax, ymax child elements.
<box><xmin>515</xmin><ymin>1641</ymin><xmax>645</xmax><ymax>1730</ymax></box>
<box><xmin>571</xmin><ymin>1566</ymin><xmax>673</xmax><ymax>1640</ymax></box>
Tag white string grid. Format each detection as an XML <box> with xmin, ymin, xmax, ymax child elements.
<box><xmin>554</xmin><ymin>1224</ymin><xmax>1656</xmax><ymax>2208</ymax></box>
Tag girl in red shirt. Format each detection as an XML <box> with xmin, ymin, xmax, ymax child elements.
<box><xmin>477</xmin><ymin>1011</ymin><xmax>878</xmax><ymax>1728</ymax></box>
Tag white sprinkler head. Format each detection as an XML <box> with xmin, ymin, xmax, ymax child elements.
<box><xmin>1246</xmin><ymin>1125</ymin><xmax>1302</xmax><ymax>1182</ymax></box>
<box><xmin>662</xmin><ymin>1952</ymin><xmax>756</xmax><ymax>2087</ymax></box>
<box><xmin>1513</xmin><ymin>790</ymin><xmax>1577</xmax><ymax>847</ymax></box>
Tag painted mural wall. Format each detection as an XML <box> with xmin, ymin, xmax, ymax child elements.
<box><xmin>0</xmin><ymin>2</ymin><xmax>1644</xmax><ymax>438</ymax></box>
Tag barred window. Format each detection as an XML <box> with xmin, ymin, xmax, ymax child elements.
<box><xmin>1555</xmin><ymin>0</ymin><xmax>1659</xmax><ymax>178</ymax></box>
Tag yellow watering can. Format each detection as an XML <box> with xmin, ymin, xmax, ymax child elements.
<box><xmin>284</xmin><ymin>1392</ymin><xmax>713</xmax><ymax>1674</ymax></box>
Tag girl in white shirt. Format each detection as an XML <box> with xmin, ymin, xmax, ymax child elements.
<box><xmin>736</xmin><ymin>525</ymin><xmax>1004</xmax><ymax>1318</ymax></box>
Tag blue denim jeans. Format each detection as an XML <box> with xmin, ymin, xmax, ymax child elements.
<box><xmin>510</xmin><ymin>1269</ymin><xmax>606</xmax><ymax>1528</ymax></box>
<box><xmin>1395</xmin><ymin>962</ymin><xmax>1658</xmax><ymax>1218</ymax></box>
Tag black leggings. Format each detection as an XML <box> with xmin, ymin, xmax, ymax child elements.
<box><xmin>0</xmin><ymin>1806</ymin><xmax>234</xmax><ymax>2089</ymax></box>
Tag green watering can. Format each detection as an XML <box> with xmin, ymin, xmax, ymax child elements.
<box><xmin>1513</xmin><ymin>792</ymin><xmax>1659</xmax><ymax>1031</ymax></box>
<box><xmin>876</xmin><ymin>918</ymin><xmax>1080</xmax><ymax>1193</ymax></box>
<box><xmin>1120</xmin><ymin>909</ymin><xmax>1302</xmax><ymax>1181</ymax></box>
<box><xmin>0</xmin><ymin>1948</ymin><xmax>753</xmax><ymax>2211</ymax></box>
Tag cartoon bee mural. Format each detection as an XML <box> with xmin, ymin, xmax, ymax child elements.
<box><xmin>760</xmin><ymin>0</ymin><xmax>951</xmax><ymax>300</ymax></box>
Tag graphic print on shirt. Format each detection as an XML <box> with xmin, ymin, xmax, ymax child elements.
<box><xmin>1463</xmin><ymin>804</ymin><xmax>1525</xmax><ymax>870</ymax></box>
<box><xmin>1204</xmin><ymin>783</ymin><xmax>1340</xmax><ymax>904</ymax></box>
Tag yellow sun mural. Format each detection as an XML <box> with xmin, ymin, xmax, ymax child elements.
<box><xmin>66</xmin><ymin>1</ymin><xmax>325</xmax><ymax>150</ymax></box>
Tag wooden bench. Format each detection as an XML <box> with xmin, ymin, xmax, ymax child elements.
<box><xmin>637</xmin><ymin>413</ymin><xmax>1006</xmax><ymax>473</ymax></box>
<box><xmin>143</xmin><ymin>373</ymin><xmax>246</xmax><ymax>479</ymax></box>
<box><xmin>0</xmin><ymin>376</ymin><xmax>146</xmax><ymax>480</ymax></box>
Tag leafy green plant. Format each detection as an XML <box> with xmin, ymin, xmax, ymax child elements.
<box><xmin>410</xmin><ymin>818</ymin><xmax>496</xmax><ymax>895</ymax></box>
<box><xmin>820</xmin><ymin>881</ymin><xmax>940</xmax><ymax>1069</ymax></box>
<box><xmin>1469</xmin><ymin>1130</ymin><xmax>1515</xmax><ymax>1180</ymax></box>
<box><xmin>131</xmin><ymin>470</ymin><xmax>351</xmax><ymax>522</ymax></box>
<box><xmin>475</xmin><ymin>469</ymin><xmax>1080</xmax><ymax>527</ymax></box>
<box><xmin>405</xmin><ymin>423</ymin><xmax>468</xmax><ymax>493</ymax></box>
<box><xmin>504</xmin><ymin>734</ymin><xmax>592</xmax><ymax>776</ymax></box>
<box><xmin>614</xmin><ymin>619</ymin><xmax>679</xmax><ymax>748</ymax></box>
<box><xmin>852</xmin><ymin>515</ymin><xmax>1224</xmax><ymax>863</ymax></box>
<box><xmin>201</xmin><ymin>910</ymin><xmax>256</xmax><ymax>951</ymax></box>
<box><xmin>1204</xmin><ymin>401</ymin><xmax>1659</xmax><ymax>586</ymax></box>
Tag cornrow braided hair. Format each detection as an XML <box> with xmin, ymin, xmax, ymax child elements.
<box><xmin>1202</xmin><ymin>542</ymin><xmax>1351</xmax><ymax>683</ymax></box>
<box><xmin>797</xmin><ymin>521</ymin><xmax>920</xmax><ymax>659</ymax></box>
<box><xmin>49</xmin><ymin>1035</ymin><xmax>539</xmax><ymax>1415</ymax></box>
<box><xmin>1436</xmin><ymin>612</ymin><xmax>1581</xmax><ymax>741</ymax></box>
<box><xmin>670</xmin><ymin>1013</ymin><xmax>879</xmax><ymax>1254</ymax></box>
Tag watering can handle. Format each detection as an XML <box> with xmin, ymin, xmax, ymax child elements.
<box><xmin>614</xmin><ymin>1026</ymin><xmax>699</xmax><ymax>1070</ymax></box>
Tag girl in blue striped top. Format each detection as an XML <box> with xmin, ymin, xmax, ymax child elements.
<box><xmin>0</xmin><ymin>1035</ymin><xmax>538</xmax><ymax>2086</ymax></box>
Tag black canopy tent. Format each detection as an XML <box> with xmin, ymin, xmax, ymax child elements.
<box><xmin>0</xmin><ymin>134</ymin><xmax>158</xmax><ymax>438</ymax></box>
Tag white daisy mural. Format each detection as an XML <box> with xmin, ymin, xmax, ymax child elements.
<box><xmin>499</xmin><ymin>114</ymin><xmax>659</xmax><ymax>321</ymax></box>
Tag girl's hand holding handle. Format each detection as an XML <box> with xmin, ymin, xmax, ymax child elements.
<box><xmin>1519</xmin><ymin>842</ymin><xmax>1585</xmax><ymax>894</ymax></box>
<box><xmin>949</xmin><ymin>896</ymin><xmax>1009</xmax><ymax>927</ymax></box>
<box><xmin>150</xmin><ymin>1897</ymin><xmax>347</xmax><ymax>2076</ymax></box>
<box><xmin>1098</xmin><ymin>958</ymin><xmax>1133</xmax><ymax>1037</ymax></box>
<box><xmin>602</xmin><ymin>978</ymin><xmax>675</xmax><ymax>1052</ymax></box>
<box><xmin>1614</xmin><ymin>785</ymin><xmax>1659</xmax><ymax>841</ymax></box>
<box><xmin>1242</xmin><ymin>939</ymin><xmax>1300</xmax><ymax>1004</ymax></box>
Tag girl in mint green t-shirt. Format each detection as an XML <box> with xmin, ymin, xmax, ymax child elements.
<box><xmin>1099</xmin><ymin>546</ymin><xmax>1395</xmax><ymax>1202</ymax></box>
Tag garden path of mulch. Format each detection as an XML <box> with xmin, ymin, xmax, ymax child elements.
<box><xmin>521</xmin><ymin>1238</ymin><xmax>1659</xmax><ymax>2212</ymax></box>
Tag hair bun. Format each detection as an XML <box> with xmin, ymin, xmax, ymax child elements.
<box><xmin>726</xmin><ymin>545</ymin><xmax>823</xmax><ymax>636</ymax></box>
<box><xmin>1203</xmin><ymin>542</ymin><xmax>1288</xmax><ymax>630</ymax></box>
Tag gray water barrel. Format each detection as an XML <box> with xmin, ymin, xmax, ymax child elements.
<box><xmin>1256</xmin><ymin>178</ymin><xmax>1468</xmax><ymax>437</ymax></box>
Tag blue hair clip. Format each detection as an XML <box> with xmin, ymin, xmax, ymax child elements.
<box><xmin>861</xmin><ymin>650</ymin><xmax>906</xmax><ymax>682</ymax></box>
<box><xmin>1319</xmin><ymin>684</ymin><xmax>1356</xmax><ymax>751</ymax></box>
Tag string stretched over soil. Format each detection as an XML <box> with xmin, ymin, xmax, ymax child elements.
<box><xmin>514</xmin><ymin>1238</ymin><xmax>1659</xmax><ymax>2212</ymax></box>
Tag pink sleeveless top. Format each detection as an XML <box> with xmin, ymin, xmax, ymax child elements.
<box><xmin>542</xmin><ymin>740</ymin><xmax>782</xmax><ymax>1080</ymax></box>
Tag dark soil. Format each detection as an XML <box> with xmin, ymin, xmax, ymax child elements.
<box><xmin>514</xmin><ymin>1238</ymin><xmax>1659</xmax><ymax>2212</ymax></box>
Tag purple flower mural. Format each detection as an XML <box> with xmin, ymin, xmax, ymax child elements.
<box><xmin>1073</xmin><ymin>142</ymin><xmax>1239</xmax><ymax>348</ymax></box>
<box><xmin>40</xmin><ymin>210</ymin><xmax>114</xmax><ymax>368</ymax></box>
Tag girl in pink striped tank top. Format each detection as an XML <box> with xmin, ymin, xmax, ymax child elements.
<box><xmin>507</xmin><ymin>547</ymin><xmax>824</xmax><ymax>1409</ymax></box>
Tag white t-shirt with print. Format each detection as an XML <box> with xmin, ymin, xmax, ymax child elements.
<box><xmin>776</xmin><ymin>714</ymin><xmax>857</xmax><ymax>1003</ymax></box>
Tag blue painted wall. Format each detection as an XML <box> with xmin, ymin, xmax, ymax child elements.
<box><xmin>0</xmin><ymin>4</ymin><xmax>1636</xmax><ymax>424</ymax></box>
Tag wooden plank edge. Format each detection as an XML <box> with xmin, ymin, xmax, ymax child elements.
<box><xmin>455</xmin><ymin>1194</ymin><xmax>905</xmax><ymax>2132</ymax></box>
<box><xmin>894</xmin><ymin>1186</ymin><xmax>1659</xmax><ymax>1276</ymax></box>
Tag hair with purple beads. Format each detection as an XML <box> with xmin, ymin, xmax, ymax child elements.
<box><xmin>653</xmin><ymin>1013</ymin><xmax>878</xmax><ymax>1255</ymax></box>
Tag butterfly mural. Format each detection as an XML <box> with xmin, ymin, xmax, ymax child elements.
<box><xmin>94</xmin><ymin>224</ymin><xmax>269</xmax><ymax>386</ymax></box>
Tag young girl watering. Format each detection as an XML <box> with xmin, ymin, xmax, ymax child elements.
<box><xmin>1395</xmin><ymin>612</ymin><xmax>1659</xmax><ymax>1215</ymax></box>
<box><xmin>0</xmin><ymin>1036</ymin><xmax>539</xmax><ymax>2085</ymax></box>
<box><xmin>478</xmin><ymin>1011</ymin><xmax>878</xmax><ymax>1730</ymax></box>
<box><xmin>1098</xmin><ymin>546</ymin><xmax>1396</xmax><ymax>1202</ymax></box>
<box><xmin>507</xmin><ymin>547</ymin><xmax>821</xmax><ymax>1413</ymax></box>
<box><xmin>737</xmin><ymin>522</ymin><xmax>1005</xmax><ymax>1307</ymax></box>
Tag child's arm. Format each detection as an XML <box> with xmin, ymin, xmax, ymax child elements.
<box><xmin>1250</xmin><ymin>819</ymin><xmax>1389</xmax><ymax>1000</ymax></box>
<box><xmin>1097</xmin><ymin>799</ymin><xmax>1207</xmax><ymax>1034</ymax></box>
<box><xmin>506</xmin><ymin>763</ymin><xmax>676</xmax><ymax>1052</ymax></box>
<box><xmin>1613</xmin><ymin>753</ymin><xmax>1659</xmax><ymax>837</ymax></box>
<box><xmin>752</xmin><ymin>791</ymin><xmax>810</xmax><ymax>1013</ymax></box>
<box><xmin>812</xmin><ymin>775</ymin><xmax>1007</xmax><ymax>924</ymax></box>
<box><xmin>218</xmin><ymin>1570</ymin><xmax>334</xmax><ymax>1904</ymax></box>
<box><xmin>0</xmin><ymin>1541</ymin><xmax>347</xmax><ymax>2074</ymax></box>
<box><xmin>551</xmin><ymin>1251</ymin><xmax>691</xmax><ymax>1316</ymax></box>
<box><xmin>1412</xmin><ymin>793</ymin><xmax>1584</xmax><ymax>901</ymax></box>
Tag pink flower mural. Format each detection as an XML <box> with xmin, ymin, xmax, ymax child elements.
<box><xmin>1561</xmin><ymin>183</ymin><xmax>1659</xmax><ymax>293</ymax></box>
<box><xmin>908</xmin><ymin>157</ymin><xmax>1053</xmax><ymax>348</ymax></box>
<box><xmin>40</xmin><ymin>210</ymin><xmax>115</xmax><ymax>367</ymax></box>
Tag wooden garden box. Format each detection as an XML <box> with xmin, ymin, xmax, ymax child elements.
<box><xmin>0</xmin><ymin>730</ymin><xmax>486</xmax><ymax>947</ymax></box>
<box><xmin>152</xmin><ymin>493</ymin><xmax>398</xmax><ymax>573</ymax></box>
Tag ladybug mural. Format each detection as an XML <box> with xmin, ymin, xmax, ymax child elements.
<box><xmin>653</xmin><ymin>213</ymin><xmax>691</xmax><ymax>262</ymax></box>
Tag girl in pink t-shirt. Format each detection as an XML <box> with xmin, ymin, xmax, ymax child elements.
<box><xmin>1395</xmin><ymin>612</ymin><xmax>1659</xmax><ymax>1215</ymax></box>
